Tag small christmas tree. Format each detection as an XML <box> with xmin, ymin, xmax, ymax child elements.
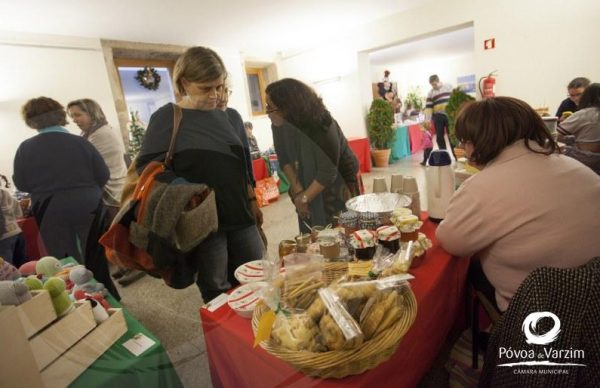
<box><xmin>127</xmin><ymin>111</ymin><xmax>146</xmax><ymax>158</ymax></box>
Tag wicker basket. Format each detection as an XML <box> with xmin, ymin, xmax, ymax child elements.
<box><xmin>322</xmin><ymin>261</ymin><xmax>348</xmax><ymax>285</ymax></box>
<box><xmin>251</xmin><ymin>283</ymin><xmax>418</xmax><ymax>378</ymax></box>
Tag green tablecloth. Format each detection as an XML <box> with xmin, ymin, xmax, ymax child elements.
<box><xmin>61</xmin><ymin>258</ymin><xmax>183</xmax><ymax>388</ymax></box>
<box><xmin>391</xmin><ymin>125</ymin><xmax>411</xmax><ymax>160</ymax></box>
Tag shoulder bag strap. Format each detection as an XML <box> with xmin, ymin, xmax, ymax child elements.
<box><xmin>165</xmin><ymin>104</ymin><xmax>183</xmax><ymax>167</ymax></box>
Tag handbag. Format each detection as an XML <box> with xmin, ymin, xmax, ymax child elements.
<box><xmin>100</xmin><ymin>104</ymin><xmax>218</xmax><ymax>288</ymax></box>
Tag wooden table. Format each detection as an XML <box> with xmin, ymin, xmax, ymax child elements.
<box><xmin>200</xmin><ymin>216</ymin><xmax>469</xmax><ymax>387</ymax></box>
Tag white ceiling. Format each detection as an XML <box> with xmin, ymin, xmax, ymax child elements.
<box><xmin>0</xmin><ymin>0</ymin><xmax>435</xmax><ymax>54</ymax></box>
<box><xmin>369</xmin><ymin>26</ymin><xmax>475</xmax><ymax>65</ymax></box>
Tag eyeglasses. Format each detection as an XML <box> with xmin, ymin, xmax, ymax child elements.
<box><xmin>266</xmin><ymin>104</ymin><xmax>278</xmax><ymax>114</ymax></box>
<box><xmin>568</xmin><ymin>92</ymin><xmax>583</xmax><ymax>99</ymax></box>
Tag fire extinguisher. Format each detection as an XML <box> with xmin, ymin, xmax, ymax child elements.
<box><xmin>479</xmin><ymin>71</ymin><xmax>497</xmax><ymax>99</ymax></box>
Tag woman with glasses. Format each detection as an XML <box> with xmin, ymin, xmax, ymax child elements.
<box><xmin>136</xmin><ymin>47</ymin><xmax>263</xmax><ymax>301</ymax></box>
<box><xmin>436</xmin><ymin>97</ymin><xmax>600</xmax><ymax>312</ymax></box>
<box><xmin>557</xmin><ymin>83</ymin><xmax>600</xmax><ymax>175</ymax></box>
<box><xmin>265</xmin><ymin>78</ymin><xmax>359</xmax><ymax>233</ymax></box>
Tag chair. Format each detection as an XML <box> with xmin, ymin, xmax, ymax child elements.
<box><xmin>562</xmin><ymin>135</ymin><xmax>600</xmax><ymax>176</ymax></box>
<box><xmin>479</xmin><ymin>257</ymin><xmax>600</xmax><ymax>387</ymax></box>
<box><xmin>468</xmin><ymin>264</ymin><xmax>502</xmax><ymax>369</ymax></box>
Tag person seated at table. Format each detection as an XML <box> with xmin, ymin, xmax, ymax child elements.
<box><xmin>556</xmin><ymin>77</ymin><xmax>590</xmax><ymax>122</ymax></box>
<box><xmin>13</xmin><ymin>97</ymin><xmax>109</xmax><ymax>264</ymax></box>
<box><xmin>557</xmin><ymin>83</ymin><xmax>600</xmax><ymax>175</ymax></box>
<box><xmin>244</xmin><ymin>122</ymin><xmax>261</xmax><ymax>160</ymax></box>
<box><xmin>436</xmin><ymin>97</ymin><xmax>600</xmax><ymax>312</ymax></box>
<box><xmin>265</xmin><ymin>78</ymin><xmax>359</xmax><ymax>233</ymax></box>
<box><xmin>0</xmin><ymin>175</ymin><xmax>26</xmax><ymax>265</ymax></box>
<box><xmin>137</xmin><ymin>47</ymin><xmax>263</xmax><ymax>301</ymax></box>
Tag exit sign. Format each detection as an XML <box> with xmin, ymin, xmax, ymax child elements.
<box><xmin>484</xmin><ymin>38</ymin><xmax>495</xmax><ymax>50</ymax></box>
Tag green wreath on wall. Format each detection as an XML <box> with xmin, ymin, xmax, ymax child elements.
<box><xmin>135</xmin><ymin>67</ymin><xmax>161</xmax><ymax>91</ymax></box>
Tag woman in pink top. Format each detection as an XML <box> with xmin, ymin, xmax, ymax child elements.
<box><xmin>437</xmin><ymin>97</ymin><xmax>600</xmax><ymax>312</ymax></box>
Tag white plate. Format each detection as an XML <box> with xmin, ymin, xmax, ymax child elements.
<box><xmin>227</xmin><ymin>282</ymin><xmax>267</xmax><ymax>318</ymax></box>
<box><xmin>234</xmin><ymin>260</ymin><xmax>284</xmax><ymax>284</ymax></box>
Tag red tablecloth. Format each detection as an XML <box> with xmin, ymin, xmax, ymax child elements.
<box><xmin>252</xmin><ymin>158</ymin><xmax>269</xmax><ymax>182</ymax></box>
<box><xmin>408</xmin><ymin>124</ymin><xmax>425</xmax><ymax>154</ymax></box>
<box><xmin>16</xmin><ymin>217</ymin><xmax>48</xmax><ymax>260</ymax></box>
<box><xmin>200</xmin><ymin>217</ymin><xmax>469</xmax><ymax>388</ymax></box>
<box><xmin>347</xmin><ymin>137</ymin><xmax>372</xmax><ymax>173</ymax></box>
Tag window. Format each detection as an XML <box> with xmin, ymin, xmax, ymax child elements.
<box><xmin>246</xmin><ymin>66</ymin><xmax>268</xmax><ymax>116</ymax></box>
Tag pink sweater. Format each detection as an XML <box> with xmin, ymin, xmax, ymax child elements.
<box><xmin>436</xmin><ymin>140</ymin><xmax>600</xmax><ymax>311</ymax></box>
<box><xmin>421</xmin><ymin>130</ymin><xmax>433</xmax><ymax>149</ymax></box>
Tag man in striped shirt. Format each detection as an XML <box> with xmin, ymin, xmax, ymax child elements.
<box><xmin>424</xmin><ymin>74</ymin><xmax>453</xmax><ymax>153</ymax></box>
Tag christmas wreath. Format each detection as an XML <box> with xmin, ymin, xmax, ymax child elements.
<box><xmin>135</xmin><ymin>67</ymin><xmax>161</xmax><ymax>90</ymax></box>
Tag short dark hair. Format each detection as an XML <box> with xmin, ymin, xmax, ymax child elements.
<box><xmin>567</xmin><ymin>77</ymin><xmax>590</xmax><ymax>90</ymax></box>
<box><xmin>21</xmin><ymin>97</ymin><xmax>67</xmax><ymax>129</ymax></box>
<box><xmin>578</xmin><ymin>83</ymin><xmax>600</xmax><ymax>110</ymax></box>
<box><xmin>429</xmin><ymin>74</ymin><xmax>439</xmax><ymax>83</ymax></box>
<box><xmin>455</xmin><ymin>97</ymin><xmax>557</xmax><ymax>165</ymax></box>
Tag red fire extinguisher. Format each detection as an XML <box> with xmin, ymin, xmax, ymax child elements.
<box><xmin>479</xmin><ymin>71</ymin><xmax>497</xmax><ymax>99</ymax></box>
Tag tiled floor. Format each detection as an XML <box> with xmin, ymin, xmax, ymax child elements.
<box><xmin>114</xmin><ymin>151</ymin><xmax>432</xmax><ymax>387</ymax></box>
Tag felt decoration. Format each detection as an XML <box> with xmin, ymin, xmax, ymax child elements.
<box><xmin>36</xmin><ymin>256</ymin><xmax>62</xmax><ymax>277</ymax></box>
<box><xmin>0</xmin><ymin>281</ymin><xmax>32</xmax><ymax>305</ymax></box>
<box><xmin>18</xmin><ymin>260</ymin><xmax>37</xmax><ymax>276</ymax></box>
<box><xmin>43</xmin><ymin>277</ymin><xmax>74</xmax><ymax>317</ymax></box>
<box><xmin>69</xmin><ymin>265</ymin><xmax>107</xmax><ymax>296</ymax></box>
<box><xmin>0</xmin><ymin>257</ymin><xmax>21</xmax><ymax>281</ymax></box>
<box><xmin>23</xmin><ymin>275</ymin><xmax>43</xmax><ymax>290</ymax></box>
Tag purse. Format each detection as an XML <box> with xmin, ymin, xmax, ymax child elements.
<box><xmin>100</xmin><ymin>104</ymin><xmax>218</xmax><ymax>288</ymax></box>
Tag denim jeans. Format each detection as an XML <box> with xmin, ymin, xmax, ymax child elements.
<box><xmin>194</xmin><ymin>224</ymin><xmax>264</xmax><ymax>302</ymax></box>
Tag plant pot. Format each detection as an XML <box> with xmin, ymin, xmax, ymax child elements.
<box><xmin>371</xmin><ymin>149</ymin><xmax>391</xmax><ymax>167</ymax></box>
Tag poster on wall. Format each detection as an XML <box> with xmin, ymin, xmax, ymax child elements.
<box><xmin>457</xmin><ymin>74</ymin><xmax>476</xmax><ymax>96</ymax></box>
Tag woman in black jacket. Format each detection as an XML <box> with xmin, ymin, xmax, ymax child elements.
<box><xmin>266</xmin><ymin>78</ymin><xmax>359</xmax><ymax>233</ymax></box>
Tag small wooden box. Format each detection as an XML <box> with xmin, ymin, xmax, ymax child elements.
<box><xmin>41</xmin><ymin>308</ymin><xmax>127</xmax><ymax>387</ymax></box>
<box><xmin>0</xmin><ymin>306</ymin><xmax>44</xmax><ymax>388</ymax></box>
<box><xmin>15</xmin><ymin>290</ymin><xmax>58</xmax><ymax>338</ymax></box>
<box><xmin>30</xmin><ymin>301</ymin><xmax>97</xmax><ymax>370</ymax></box>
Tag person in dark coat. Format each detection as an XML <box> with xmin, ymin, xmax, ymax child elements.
<box><xmin>13</xmin><ymin>97</ymin><xmax>109</xmax><ymax>265</ymax></box>
<box><xmin>265</xmin><ymin>78</ymin><xmax>359</xmax><ymax>233</ymax></box>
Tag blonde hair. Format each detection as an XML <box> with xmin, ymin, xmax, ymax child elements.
<box><xmin>173</xmin><ymin>47</ymin><xmax>227</xmax><ymax>96</ymax></box>
<box><xmin>67</xmin><ymin>99</ymin><xmax>108</xmax><ymax>129</ymax></box>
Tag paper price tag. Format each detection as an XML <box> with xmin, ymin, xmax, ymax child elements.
<box><xmin>122</xmin><ymin>333</ymin><xmax>156</xmax><ymax>356</ymax></box>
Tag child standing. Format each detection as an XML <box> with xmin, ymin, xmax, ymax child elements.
<box><xmin>0</xmin><ymin>175</ymin><xmax>26</xmax><ymax>265</ymax></box>
<box><xmin>420</xmin><ymin>125</ymin><xmax>434</xmax><ymax>166</ymax></box>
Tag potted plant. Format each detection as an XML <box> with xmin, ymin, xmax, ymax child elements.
<box><xmin>446</xmin><ymin>87</ymin><xmax>475</xmax><ymax>155</ymax></box>
<box><xmin>367</xmin><ymin>99</ymin><xmax>395</xmax><ymax>167</ymax></box>
<box><xmin>404</xmin><ymin>87</ymin><xmax>424</xmax><ymax>113</ymax></box>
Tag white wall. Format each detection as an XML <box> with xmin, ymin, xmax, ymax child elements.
<box><xmin>0</xmin><ymin>32</ymin><xmax>119</xmax><ymax>185</ymax></box>
<box><xmin>277</xmin><ymin>0</ymin><xmax>600</xmax><ymax>138</ymax></box>
<box><xmin>277</xmin><ymin>38</ymin><xmax>366</xmax><ymax>139</ymax></box>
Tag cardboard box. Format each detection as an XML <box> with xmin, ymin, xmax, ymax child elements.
<box><xmin>30</xmin><ymin>301</ymin><xmax>97</xmax><ymax>370</ymax></box>
<box><xmin>16</xmin><ymin>290</ymin><xmax>58</xmax><ymax>338</ymax></box>
<box><xmin>41</xmin><ymin>308</ymin><xmax>127</xmax><ymax>387</ymax></box>
<box><xmin>0</xmin><ymin>306</ymin><xmax>44</xmax><ymax>388</ymax></box>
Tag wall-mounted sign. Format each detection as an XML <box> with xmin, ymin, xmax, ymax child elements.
<box><xmin>484</xmin><ymin>38</ymin><xmax>495</xmax><ymax>50</ymax></box>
